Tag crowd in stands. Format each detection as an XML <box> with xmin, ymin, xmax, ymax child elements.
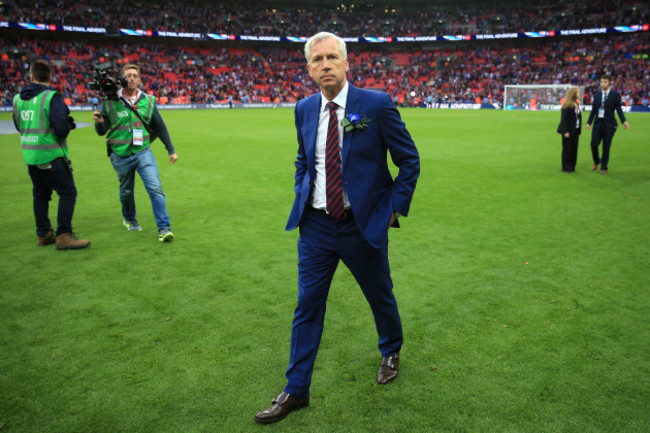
<box><xmin>1</xmin><ymin>0</ymin><xmax>648</xmax><ymax>107</ymax></box>
<box><xmin>1</xmin><ymin>0</ymin><xmax>648</xmax><ymax>37</ymax></box>
<box><xmin>1</xmin><ymin>32</ymin><xmax>648</xmax><ymax>108</ymax></box>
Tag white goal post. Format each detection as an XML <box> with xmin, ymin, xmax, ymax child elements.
<box><xmin>503</xmin><ymin>84</ymin><xmax>585</xmax><ymax>111</ymax></box>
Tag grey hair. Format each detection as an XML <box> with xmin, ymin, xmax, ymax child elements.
<box><xmin>304</xmin><ymin>32</ymin><xmax>347</xmax><ymax>62</ymax></box>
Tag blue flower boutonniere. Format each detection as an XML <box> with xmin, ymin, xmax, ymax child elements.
<box><xmin>341</xmin><ymin>113</ymin><xmax>371</xmax><ymax>133</ymax></box>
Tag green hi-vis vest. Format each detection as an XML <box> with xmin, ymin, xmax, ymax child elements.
<box><xmin>13</xmin><ymin>90</ymin><xmax>68</xmax><ymax>165</ymax></box>
<box><xmin>104</xmin><ymin>94</ymin><xmax>155</xmax><ymax>157</ymax></box>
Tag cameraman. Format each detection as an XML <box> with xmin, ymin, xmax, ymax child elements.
<box><xmin>92</xmin><ymin>64</ymin><xmax>177</xmax><ymax>242</ymax></box>
<box><xmin>13</xmin><ymin>59</ymin><xmax>90</xmax><ymax>250</ymax></box>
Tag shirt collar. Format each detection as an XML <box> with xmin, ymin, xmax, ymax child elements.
<box><xmin>118</xmin><ymin>88</ymin><xmax>141</xmax><ymax>103</ymax></box>
<box><xmin>320</xmin><ymin>81</ymin><xmax>348</xmax><ymax>112</ymax></box>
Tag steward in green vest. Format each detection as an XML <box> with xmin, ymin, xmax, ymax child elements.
<box><xmin>102</xmin><ymin>93</ymin><xmax>155</xmax><ymax>157</ymax></box>
<box><xmin>13</xmin><ymin>59</ymin><xmax>90</xmax><ymax>249</ymax></box>
<box><xmin>92</xmin><ymin>63</ymin><xmax>177</xmax><ymax>242</ymax></box>
<box><xmin>13</xmin><ymin>89</ymin><xmax>69</xmax><ymax>165</ymax></box>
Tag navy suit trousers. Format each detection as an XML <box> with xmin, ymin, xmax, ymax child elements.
<box><xmin>283</xmin><ymin>206</ymin><xmax>403</xmax><ymax>398</ymax></box>
<box><xmin>590</xmin><ymin>122</ymin><xmax>616</xmax><ymax>170</ymax></box>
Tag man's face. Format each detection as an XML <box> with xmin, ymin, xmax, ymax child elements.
<box><xmin>307</xmin><ymin>37</ymin><xmax>349</xmax><ymax>97</ymax></box>
<box><xmin>123</xmin><ymin>68</ymin><xmax>141</xmax><ymax>92</ymax></box>
<box><xmin>600</xmin><ymin>78</ymin><xmax>611</xmax><ymax>91</ymax></box>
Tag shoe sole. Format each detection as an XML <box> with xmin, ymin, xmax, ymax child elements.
<box><xmin>254</xmin><ymin>403</ymin><xmax>309</xmax><ymax>424</ymax></box>
<box><xmin>159</xmin><ymin>233</ymin><xmax>175</xmax><ymax>242</ymax></box>
<box><xmin>56</xmin><ymin>242</ymin><xmax>91</xmax><ymax>250</ymax></box>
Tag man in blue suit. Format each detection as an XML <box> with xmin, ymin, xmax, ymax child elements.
<box><xmin>585</xmin><ymin>74</ymin><xmax>629</xmax><ymax>174</ymax></box>
<box><xmin>255</xmin><ymin>32</ymin><xmax>420</xmax><ymax>424</ymax></box>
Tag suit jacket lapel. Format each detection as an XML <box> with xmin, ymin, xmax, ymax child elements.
<box><xmin>342</xmin><ymin>84</ymin><xmax>360</xmax><ymax>171</ymax></box>
<box><xmin>303</xmin><ymin>95</ymin><xmax>321</xmax><ymax>176</ymax></box>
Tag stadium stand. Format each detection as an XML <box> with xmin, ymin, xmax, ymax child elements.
<box><xmin>1</xmin><ymin>0</ymin><xmax>647</xmax><ymax>36</ymax></box>
<box><xmin>1</xmin><ymin>1</ymin><xmax>648</xmax><ymax>108</ymax></box>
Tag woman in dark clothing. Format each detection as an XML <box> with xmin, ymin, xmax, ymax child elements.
<box><xmin>557</xmin><ymin>87</ymin><xmax>582</xmax><ymax>172</ymax></box>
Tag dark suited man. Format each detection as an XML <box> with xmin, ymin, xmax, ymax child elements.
<box><xmin>255</xmin><ymin>32</ymin><xmax>420</xmax><ymax>424</ymax></box>
<box><xmin>585</xmin><ymin>75</ymin><xmax>629</xmax><ymax>174</ymax></box>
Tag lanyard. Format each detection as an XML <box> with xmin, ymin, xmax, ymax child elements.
<box><xmin>129</xmin><ymin>96</ymin><xmax>140</xmax><ymax>129</ymax></box>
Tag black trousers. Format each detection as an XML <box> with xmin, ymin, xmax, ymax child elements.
<box><xmin>27</xmin><ymin>157</ymin><xmax>77</xmax><ymax>236</ymax></box>
<box><xmin>561</xmin><ymin>135</ymin><xmax>579</xmax><ymax>172</ymax></box>
<box><xmin>590</xmin><ymin>122</ymin><xmax>616</xmax><ymax>170</ymax></box>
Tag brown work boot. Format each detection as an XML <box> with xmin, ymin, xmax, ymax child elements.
<box><xmin>37</xmin><ymin>230</ymin><xmax>55</xmax><ymax>246</ymax></box>
<box><xmin>55</xmin><ymin>232</ymin><xmax>90</xmax><ymax>250</ymax></box>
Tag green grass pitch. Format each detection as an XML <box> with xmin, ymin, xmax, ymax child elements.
<box><xmin>1</xmin><ymin>108</ymin><xmax>648</xmax><ymax>432</ymax></box>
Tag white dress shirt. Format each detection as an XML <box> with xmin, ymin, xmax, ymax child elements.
<box><xmin>310</xmin><ymin>82</ymin><xmax>351</xmax><ymax>211</ymax></box>
<box><xmin>117</xmin><ymin>88</ymin><xmax>142</xmax><ymax>106</ymax></box>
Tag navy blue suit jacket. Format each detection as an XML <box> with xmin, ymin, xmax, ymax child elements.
<box><xmin>586</xmin><ymin>89</ymin><xmax>627</xmax><ymax>129</ymax></box>
<box><xmin>286</xmin><ymin>84</ymin><xmax>420</xmax><ymax>249</ymax></box>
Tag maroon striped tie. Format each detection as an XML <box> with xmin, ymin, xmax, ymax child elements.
<box><xmin>325</xmin><ymin>102</ymin><xmax>345</xmax><ymax>219</ymax></box>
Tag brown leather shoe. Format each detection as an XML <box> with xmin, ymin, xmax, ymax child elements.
<box><xmin>255</xmin><ymin>392</ymin><xmax>309</xmax><ymax>424</ymax></box>
<box><xmin>55</xmin><ymin>232</ymin><xmax>90</xmax><ymax>250</ymax></box>
<box><xmin>591</xmin><ymin>164</ymin><xmax>598</xmax><ymax>171</ymax></box>
<box><xmin>377</xmin><ymin>353</ymin><xmax>399</xmax><ymax>384</ymax></box>
<box><xmin>600</xmin><ymin>169</ymin><xmax>607</xmax><ymax>174</ymax></box>
<box><xmin>37</xmin><ymin>230</ymin><xmax>55</xmax><ymax>246</ymax></box>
